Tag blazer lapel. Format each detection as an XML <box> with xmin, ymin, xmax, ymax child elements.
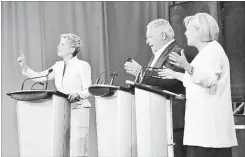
<box><xmin>147</xmin><ymin>55</ymin><xmax>155</xmax><ymax>67</ymax></box>
<box><xmin>153</xmin><ymin>40</ymin><xmax>176</xmax><ymax>68</ymax></box>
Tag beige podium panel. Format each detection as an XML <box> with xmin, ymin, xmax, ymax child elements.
<box><xmin>135</xmin><ymin>87</ymin><xmax>168</xmax><ymax>157</ymax></box>
<box><xmin>95</xmin><ymin>90</ymin><xmax>137</xmax><ymax>157</ymax></box>
<box><xmin>16</xmin><ymin>95</ymin><xmax>71</xmax><ymax>157</ymax></box>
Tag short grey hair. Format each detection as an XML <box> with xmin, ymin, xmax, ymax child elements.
<box><xmin>60</xmin><ymin>33</ymin><xmax>82</xmax><ymax>56</ymax></box>
<box><xmin>184</xmin><ymin>13</ymin><xmax>219</xmax><ymax>42</ymax></box>
<box><xmin>147</xmin><ymin>19</ymin><xmax>175</xmax><ymax>38</ymax></box>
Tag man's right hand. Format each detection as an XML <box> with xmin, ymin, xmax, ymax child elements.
<box><xmin>124</xmin><ymin>60</ymin><xmax>142</xmax><ymax>77</ymax></box>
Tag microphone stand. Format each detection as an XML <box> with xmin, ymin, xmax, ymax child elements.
<box><xmin>109</xmin><ymin>73</ymin><xmax>118</xmax><ymax>85</ymax></box>
<box><xmin>96</xmin><ymin>57</ymin><xmax>132</xmax><ymax>84</ymax></box>
<box><xmin>108</xmin><ymin>57</ymin><xmax>132</xmax><ymax>85</ymax></box>
<box><xmin>31</xmin><ymin>82</ymin><xmax>44</xmax><ymax>90</ymax></box>
<box><xmin>95</xmin><ymin>65</ymin><xmax>120</xmax><ymax>84</ymax></box>
<box><xmin>21</xmin><ymin>69</ymin><xmax>53</xmax><ymax>90</ymax></box>
<box><xmin>45</xmin><ymin>75</ymin><xmax>50</xmax><ymax>90</ymax></box>
<box><xmin>109</xmin><ymin>65</ymin><xmax>122</xmax><ymax>85</ymax></box>
<box><xmin>97</xmin><ymin>74</ymin><xmax>113</xmax><ymax>84</ymax></box>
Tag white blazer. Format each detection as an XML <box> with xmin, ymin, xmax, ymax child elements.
<box><xmin>183</xmin><ymin>40</ymin><xmax>238</xmax><ymax>147</ymax></box>
<box><xmin>23</xmin><ymin>56</ymin><xmax>92</xmax><ymax>108</ymax></box>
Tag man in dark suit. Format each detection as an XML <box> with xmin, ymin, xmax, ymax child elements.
<box><xmin>124</xmin><ymin>19</ymin><xmax>185</xmax><ymax>94</ymax></box>
<box><xmin>124</xmin><ymin>19</ymin><xmax>187</xmax><ymax>157</ymax></box>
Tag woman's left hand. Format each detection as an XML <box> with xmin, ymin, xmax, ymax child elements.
<box><xmin>169</xmin><ymin>50</ymin><xmax>189</xmax><ymax>69</ymax></box>
<box><xmin>68</xmin><ymin>93</ymin><xmax>81</xmax><ymax>101</ymax></box>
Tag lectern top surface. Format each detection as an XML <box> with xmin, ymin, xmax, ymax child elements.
<box><xmin>8</xmin><ymin>90</ymin><xmax>54</xmax><ymax>93</ymax></box>
<box><xmin>7</xmin><ymin>90</ymin><xmax>68</xmax><ymax>101</ymax></box>
<box><xmin>89</xmin><ymin>84</ymin><xmax>133</xmax><ymax>97</ymax></box>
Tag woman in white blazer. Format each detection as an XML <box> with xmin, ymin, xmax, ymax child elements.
<box><xmin>18</xmin><ymin>33</ymin><xmax>92</xmax><ymax>157</ymax></box>
<box><xmin>158</xmin><ymin>13</ymin><xmax>237</xmax><ymax>157</ymax></box>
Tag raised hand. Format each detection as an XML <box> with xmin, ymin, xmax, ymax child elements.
<box><xmin>17</xmin><ymin>51</ymin><xmax>26</xmax><ymax>67</ymax></box>
<box><xmin>17</xmin><ymin>50</ymin><xmax>28</xmax><ymax>72</ymax></box>
<box><xmin>169</xmin><ymin>49</ymin><xmax>189</xmax><ymax>69</ymax></box>
<box><xmin>124</xmin><ymin>60</ymin><xmax>142</xmax><ymax>77</ymax></box>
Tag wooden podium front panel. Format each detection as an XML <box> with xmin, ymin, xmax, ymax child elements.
<box><xmin>17</xmin><ymin>96</ymin><xmax>70</xmax><ymax>157</ymax></box>
<box><xmin>135</xmin><ymin>88</ymin><xmax>168</xmax><ymax>157</ymax></box>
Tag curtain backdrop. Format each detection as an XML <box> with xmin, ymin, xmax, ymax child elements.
<box><xmin>1</xmin><ymin>1</ymin><xmax>172</xmax><ymax>156</ymax></box>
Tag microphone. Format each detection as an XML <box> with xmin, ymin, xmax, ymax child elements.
<box><xmin>45</xmin><ymin>69</ymin><xmax>53</xmax><ymax>90</ymax></box>
<box><xmin>21</xmin><ymin>69</ymin><xmax>53</xmax><ymax>90</ymax></box>
<box><xmin>95</xmin><ymin>57</ymin><xmax>132</xmax><ymax>84</ymax></box>
<box><xmin>109</xmin><ymin>57</ymin><xmax>132</xmax><ymax>85</ymax></box>
<box><xmin>95</xmin><ymin>65</ymin><xmax>119</xmax><ymax>84</ymax></box>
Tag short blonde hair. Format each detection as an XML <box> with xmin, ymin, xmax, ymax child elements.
<box><xmin>147</xmin><ymin>19</ymin><xmax>175</xmax><ymax>38</ymax></box>
<box><xmin>60</xmin><ymin>33</ymin><xmax>82</xmax><ymax>56</ymax></box>
<box><xmin>184</xmin><ymin>13</ymin><xmax>219</xmax><ymax>42</ymax></box>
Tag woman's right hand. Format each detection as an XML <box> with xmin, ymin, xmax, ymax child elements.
<box><xmin>17</xmin><ymin>52</ymin><xmax>25</xmax><ymax>66</ymax></box>
<box><xmin>169</xmin><ymin>49</ymin><xmax>189</xmax><ymax>70</ymax></box>
<box><xmin>17</xmin><ymin>51</ymin><xmax>28</xmax><ymax>72</ymax></box>
<box><xmin>158</xmin><ymin>66</ymin><xmax>175</xmax><ymax>79</ymax></box>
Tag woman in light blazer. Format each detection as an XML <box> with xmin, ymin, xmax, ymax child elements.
<box><xmin>158</xmin><ymin>13</ymin><xmax>237</xmax><ymax>157</ymax></box>
<box><xmin>18</xmin><ymin>33</ymin><xmax>91</xmax><ymax>157</ymax></box>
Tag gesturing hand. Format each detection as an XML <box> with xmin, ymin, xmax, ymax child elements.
<box><xmin>157</xmin><ymin>66</ymin><xmax>175</xmax><ymax>79</ymax></box>
<box><xmin>17</xmin><ymin>51</ymin><xmax>26</xmax><ymax>67</ymax></box>
<box><xmin>124</xmin><ymin>60</ymin><xmax>142</xmax><ymax>77</ymax></box>
<box><xmin>17</xmin><ymin>51</ymin><xmax>28</xmax><ymax>72</ymax></box>
<box><xmin>169</xmin><ymin>50</ymin><xmax>189</xmax><ymax>69</ymax></box>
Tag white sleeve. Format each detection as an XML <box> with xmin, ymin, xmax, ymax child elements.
<box><xmin>190</xmin><ymin>51</ymin><xmax>222</xmax><ymax>89</ymax></box>
<box><xmin>78</xmin><ymin>62</ymin><xmax>92</xmax><ymax>99</ymax></box>
<box><xmin>183</xmin><ymin>72</ymin><xmax>188</xmax><ymax>87</ymax></box>
<box><xmin>22</xmin><ymin>64</ymin><xmax>56</xmax><ymax>82</ymax></box>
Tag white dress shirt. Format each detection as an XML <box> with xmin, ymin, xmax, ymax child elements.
<box><xmin>183</xmin><ymin>40</ymin><xmax>237</xmax><ymax>147</ymax></box>
<box><xmin>150</xmin><ymin>39</ymin><xmax>175</xmax><ymax>67</ymax></box>
<box><xmin>23</xmin><ymin>56</ymin><xmax>92</xmax><ymax>108</ymax></box>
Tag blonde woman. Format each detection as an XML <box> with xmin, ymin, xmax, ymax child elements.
<box><xmin>17</xmin><ymin>33</ymin><xmax>91</xmax><ymax>157</ymax></box>
<box><xmin>158</xmin><ymin>13</ymin><xmax>237</xmax><ymax>157</ymax></box>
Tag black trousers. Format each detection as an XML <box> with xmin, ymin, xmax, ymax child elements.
<box><xmin>186</xmin><ymin>146</ymin><xmax>232</xmax><ymax>157</ymax></box>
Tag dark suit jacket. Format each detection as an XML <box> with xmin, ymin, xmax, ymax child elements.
<box><xmin>139</xmin><ymin>40</ymin><xmax>185</xmax><ymax>94</ymax></box>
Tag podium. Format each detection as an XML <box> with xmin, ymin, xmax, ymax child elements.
<box><xmin>89</xmin><ymin>84</ymin><xmax>137</xmax><ymax>157</ymax></box>
<box><xmin>126</xmin><ymin>80</ymin><xmax>185</xmax><ymax>157</ymax></box>
<box><xmin>7</xmin><ymin>90</ymin><xmax>71</xmax><ymax>157</ymax></box>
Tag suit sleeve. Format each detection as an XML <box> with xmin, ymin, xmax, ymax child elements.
<box><xmin>141</xmin><ymin>47</ymin><xmax>185</xmax><ymax>92</ymax></box>
<box><xmin>155</xmin><ymin>48</ymin><xmax>185</xmax><ymax>89</ymax></box>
